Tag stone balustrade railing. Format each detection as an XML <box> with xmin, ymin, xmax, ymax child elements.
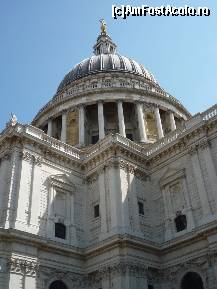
<box><xmin>202</xmin><ymin>104</ymin><xmax>217</xmax><ymax>121</ymax></box>
<box><xmin>145</xmin><ymin>129</ymin><xmax>185</xmax><ymax>156</ymax></box>
<box><xmin>85</xmin><ymin>134</ymin><xmax>144</xmax><ymax>160</ymax></box>
<box><xmin>146</xmin><ymin>103</ymin><xmax>217</xmax><ymax>156</ymax></box>
<box><xmin>2</xmin><ymin>103</ymin><xmax>216</xmax><ymax>161</ymax></box>
<box><xmin>24</xmin><ymin>125</ymin><xmax>82</xmax><ymax>160</ymax></box>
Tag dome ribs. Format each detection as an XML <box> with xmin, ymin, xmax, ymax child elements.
<box><xmin>56</xmin><ymin>55</ymin><xmax>159</xmax><ymax>93</ymax></box>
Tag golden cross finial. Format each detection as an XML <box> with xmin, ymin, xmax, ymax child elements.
<box><xmin>100</xmin><ymin>19</ymin><xmax>106</xmax><ymax>34</ymax></box>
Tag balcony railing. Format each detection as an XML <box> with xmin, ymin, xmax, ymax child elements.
<box><xmin>2</xmin><ymin>104</ymin><xmax>217</xmax><ymax>161</ymax></box>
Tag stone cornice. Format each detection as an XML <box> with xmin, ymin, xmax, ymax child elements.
<box><xmin>85</xmin><ymin>158</ymin><xmax>149</xmax><ymax>183</ymax></box>
<box><xmin>32</xmin><ymin>72</ymin><xmax>189</xmax><ymax>124</ymax></box>
<box><xmin>0</xmin><ymin>220</ymin><xmax>217</xmax><ymax>271</ymax></box>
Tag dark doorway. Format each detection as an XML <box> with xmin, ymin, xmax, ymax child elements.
<box><xmin>49</xmin><ymin>280</ymin><xmax>68</xmax><ymax>289</ymax></box>
<box><xmin>181</xmin><ymin>272</ymin><xmax>204</xmax><ymax>289</ymax></box>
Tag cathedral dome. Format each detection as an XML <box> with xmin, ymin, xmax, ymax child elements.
<box><xmin>56</xmin><ymin>54</ymin><xmax>157</xmax><ymax>94</ymax></box>
<box><xmin>33</xmin><ymin>21</ymin><xmax>191</xmax><ymax>148</ymax></box>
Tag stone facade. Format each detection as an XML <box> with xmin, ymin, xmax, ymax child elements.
<box><xmin>0</xmin><ymin>25</ymin><xmax>217</xmax><ymax>289</ymax></box>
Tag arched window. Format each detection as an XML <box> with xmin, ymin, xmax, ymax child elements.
<box><xmin>181</xmin><ymin>272</ymin><xmax>204</xmax><ymax>289</ymax></box>
<box><xmin>49</xmin><ymin>280</ymin><xmax>68</xmax><ymax>289</ymax></box>
<box><xmin>175</xmin><ymin>214</ymin><xmax>187</xmax><ymax>232</ymax></box>
<box><xmin>55</xmin><ymin>222</ymin><xmax>66</xmax><ymax>239</ymax></box>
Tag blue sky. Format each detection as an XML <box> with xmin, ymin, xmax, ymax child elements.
<box><xmin>0</xmin><ymin>0</ymin><xmax>216</xmax><ymax>130</ymax></box>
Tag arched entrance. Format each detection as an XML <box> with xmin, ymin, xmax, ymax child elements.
<box><xmin>181</xmin><ymin>272</ymin><xmax>204</xmax><ymax>289</ymax></box>
<box><xmin>49</xmin><ymin>280</ymin><xmax>68</xmax><ymax>289</ymax></box>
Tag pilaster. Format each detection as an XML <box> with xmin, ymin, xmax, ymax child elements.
<box><xmin>4</xmin><ymin>150</ymin><xmax>21</xmax><ymax>229</ymax></box>
<box><xmin>98</xmin><ymin>168</ymin><xmax>108</xmax><ymax>239</ymax></box>
<box><xmin>189</xmin><ymin>146</ymin><xmax>211</xmax><ymax>219</ymax></box>
<box><xmin>199</xmin><ymin>140</ymin><xmax>217</xmax><ymax>212</ymax></box>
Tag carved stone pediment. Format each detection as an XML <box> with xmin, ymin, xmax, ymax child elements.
<box><xmin>48</xmin><ymin>174</ymin><xmax>76</xmax><ymax>193</ymax></box>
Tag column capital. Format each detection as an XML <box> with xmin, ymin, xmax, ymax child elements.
<box><xmin>47</xmin><ymin>116</ymin><xmax>53</xmax><ymax>121</ymax></box>
<box><xmin>152</xmin><ymin>103</ymin><xmax>160</xmax><ymax>109</ymax></box>
<box><xmin>97</xmin><ymin>99</ymin><xmax>104</xmax><ymax>104</ymax></box>
<box><xmin>61</xmin><ymin>109</ymin><xmax>68</xmax><ymax>115</ymax></box>
<box><xmin>116</xmin><ymin>99</ymin><xmax>124</xmax><ymax>104</ymax></box>
<box><xmin>77</xmin><ymin>103</ymin><xmax>85</xmax><ymax>109</ymax></box>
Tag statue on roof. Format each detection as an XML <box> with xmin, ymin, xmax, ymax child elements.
<box><xmin>100</xmin><ymin>19</ymin><xmax>107</xmax><ymax>34</ymax></box>
<box><xmin>10</xmin><ymin>113</ymin><xmax>17</xmax><ymax>126</ymax></box>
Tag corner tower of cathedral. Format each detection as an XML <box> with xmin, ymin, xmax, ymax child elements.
<box><xmin>0</xmin><ymin>22</ymin><xmax>217</xmax><ymax>289</ymax></box>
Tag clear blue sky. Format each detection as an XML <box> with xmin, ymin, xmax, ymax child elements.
<box><xmin>0</xmin><ymin>0</ymin><xmax>216</xmax><ymax>130</ymax></box>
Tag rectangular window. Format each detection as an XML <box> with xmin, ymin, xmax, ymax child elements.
<box><xmin>148</xmin><ymin>285</ymin><xmax>154</xmax><ymax>289</ymax></box>
<box><xmin>55</xmin><ymin>222</ymin><xmax>66</xmax><ymax>239</ymax></box>
<box><xmin>94</xmin><ymin>204</ymin><xmax>100</xmax><ymax>218</ymax></box>
<box><xmin>138</xmin><ymin>201</ymin><xmax>144</xmax><ymax>215</ymax></box>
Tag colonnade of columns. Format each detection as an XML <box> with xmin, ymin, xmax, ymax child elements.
<box><xmin>46</xmin><ymin>101</ymin><xmax>178</xmax><ymax>146</ymax></box>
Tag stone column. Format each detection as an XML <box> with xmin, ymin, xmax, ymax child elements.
<box><xmin>200</xmin><ymin>141</ymin><xmax>217</xmax><ymax>209</ymax></box>
<box><xmin>169</xmin><ymin>111</ymin><xmax>176</xmax><ymax>131</ymax></box>
<box><xmin>117</xmin><ymin>101</ymin><xmax>126</xmax><ymax>137</ymax></box>
<box><xmin>190</xmin><ymin>148</ymin><xmax>211</xmax><ymax>218</ymax></box>
<box><xmin>47</xmin><ymin>119</ymin><xmax>53</xmax><ymax>137</ymax></box>
<box><xmin>136</xmin><ymin>103</ymin><xmax>148</xmax><ymax>142</ymax></box>
<box><xmin>154</xmin><ymin>106</ymin><xmax>164</xmax><ymax>139</ymax></box>
<box><xmin>61</xmin><ymin>111</ymin><xmax>67</xmax><ymax>143</ymax></box>
<box><xmin>98</xmin><ymin>101</ymin><xmax>105</xmax><ymax>140</ymax></box>
<box><xmin>79</xmin><ymin>105</ymin><xmax>85</xmax><ymax>146</ymax></box>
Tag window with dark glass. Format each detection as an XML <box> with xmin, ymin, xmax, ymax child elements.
<box><xmin>94</xmin><ymin>204</ymin><xmax>100</xmax><ymax>218</ymax></box>
<box><xmin>175</xmin><ymin>214</ymin><xmax>187</xmax><ymax>232</ymax></box>
<box><xmin>92</xmin><ymin>135</ymin><xmax>99</xmax><ymax>144</ymax></box>
<box><xmin>148</xmin><ymin>285</ymin><xmax>154</xmax><ymax>289</ymax></box>
<box><xmin>138</xmin><ymin>201</ymin><xmax>144</xmax><ymax>215</ymax></box>
<box><xmin>55</xmin><ymin>222</ymin><xmax>66</xmax><ymax>239</ymax></box>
